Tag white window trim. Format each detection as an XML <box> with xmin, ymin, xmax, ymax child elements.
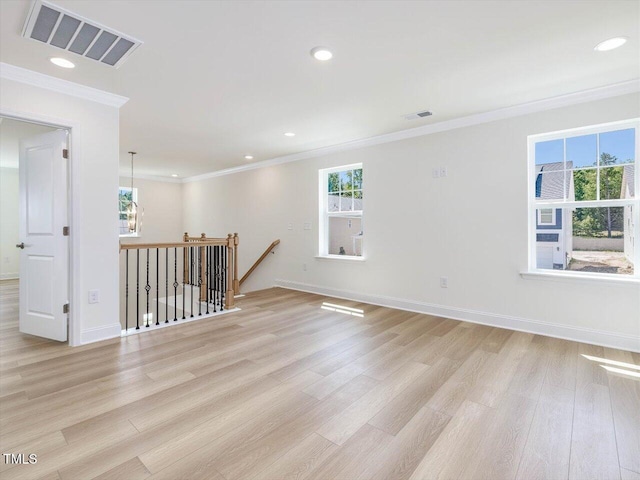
<box><xmin>318</xmin><ymin>163</ymin><xmax>363</xmax><ymax>259</ymax></box>
<box><xmin>537</xmin><ymin>208</ymin><xmax>555</xmax><ymax>226</ymax></box>
<box><xmin>118</xmin><ymin>186</ymin><xmax>140</xmax><ymax>237</ymax></box>
<box><xmin>526</xmin><ymin>118</ymin><xmax>640</xmax><ymax>280</ymax></box>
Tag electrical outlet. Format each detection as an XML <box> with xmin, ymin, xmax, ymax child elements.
<box><xmin>303</xmin><ymin>222</ymin><xmax>312</xmax><ymax>230</ymax></box>
<box><xmin>287</xmin><ymin>223</ymin><xmax>293</xmax><ymax>230</ymax></box>
<box><xmin>439</xmin><ymin>167</ymin><xmax>447</xmax><ymax>177</ymax></box>
<box><xmin>3</xmin><ymin>256</ymin><xmax>9</xmax><ymax>264</ymax></box>
<box><xmin>432</xmin><ymin>168</ymin><xmax>439</xmax><ymax>178</ymax></box>
<box><xmin>88</xmin><ymin>289</ymin><xmax>100</xmax><ymax>304</ymax></box>
<box><xmin>303</xmin><ymin>263</ymin><xmax>307</xmax><ymax>271</ymax></box>
<box><xmin>440</xmin><ymin>277</ymin><xmax>448</xmax><ymax>288</ymax></box>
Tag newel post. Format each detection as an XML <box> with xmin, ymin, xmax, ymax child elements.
<box><xmin>225</xmin><ymin>234</ymin><xmax>235</xmax><ymax>310</ymax></box>
<box><xmin>182</xmin><ymin>232</ymin><xmax>189</xmax><ymax>284</ymax></box>
<box><xmin>233</xmin><ymin>233</ymin><xmax>240</xmax><ymax>295</ymax></box>
<box><xmin>199</xmin><ymin>233</ymin><xmax>206</xmax><ymax>301</ymax></box>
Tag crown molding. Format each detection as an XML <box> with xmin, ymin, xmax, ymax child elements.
<box><xmin>183</xmin><ymin>78</ymin><xmax>640</xmax><ymax>183</ymax></box>
<box><xmin>0</xmin><ymin>62</ymin><xmax>129</xmax><ymax>108</ymax></box>
<box><xmin>118</xmin><ymin>172</ymin><xmax>182</xmax><ymax>184</ymax></box>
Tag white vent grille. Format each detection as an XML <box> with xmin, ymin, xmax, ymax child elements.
<box><xmin>22</xmin><ymin>0</ymin><xmax>142</xmax><ymax>68</ymax></box>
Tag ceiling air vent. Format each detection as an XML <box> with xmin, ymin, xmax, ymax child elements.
<box><xmin>404</xmin><ymin>110</ymin><xmax>433</xmax><ymax>120</ymax></box>
<box><xmin>22</xmin><ymin>0</ymin><xmax>142</xmax><ymax>68</ymax></box>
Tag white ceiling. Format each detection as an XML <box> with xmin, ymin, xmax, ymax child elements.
<box><xmin>1</xmin><ymin>1</ymin><xmax>638</xmax><ymax>178</ymax></box>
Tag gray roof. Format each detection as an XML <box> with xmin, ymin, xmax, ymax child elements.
<box><xmin>621</xmin><ymin>164</ymin><xmax>635</xmax><ymax>198</ymax></box>
<box><xmin>535</xmin><ymin>162</ymin><xmax>572</xmax><ymax>200</ymax></box>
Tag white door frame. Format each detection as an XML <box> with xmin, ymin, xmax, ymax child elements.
<box><xmin>1</xmin><ymin>108</ymin><xmax>81</xmax><ymax>346</ymax></box>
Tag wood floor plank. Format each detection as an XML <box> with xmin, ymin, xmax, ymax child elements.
<box><xmin>408</xmin><ymin>400</ymin><xmax>493</xmax><ymax>480</ymax></box>
<box><xmin>214</xmin><ymin>374</ymin><xmax>379</xmax><ymax>480</ymax></box>
<box><xmin>317</xmin><ymin>362</ymin><xmax>429</xmax><ymax>445</ymax></box>
<box><xmin>621</xmin><ymin>469</ymin><xmax>640</xmax><ymax>480</ymax></box>
<box><xmin>305</xmin><ymin>424</ymin><xmax>395</xmax><ymax>480</ymax></box>
<box><xmin>458</xmin><ymin>393</ymin><xmax>537</xmax><ymax>480</ymax></box>
<box><xmin>516</xmin><ymin>383</ymin><xmax>574</xmax><ymax>480</ymax></box>
<box><xmin>604</xmin><ymin>348</ymin><xmax>640</xmax><ymax>474</ymax></box>
<box><xmin>369</xmin><ymin>357</ymin><xmax>459</xmax><ymax>434</ymax></box>
<box><xmin>93</xmin><ymin>457</ymin><xmax>151</xmax><ymax>480</ymax></box>
<box><xmin>1</xmin><ymin>280</ymin><xmax>635</xmax><ymax>480</ymax></box>
<box><xmin>138</xmin><ymin>370</ymin><xmax>323</xmax><ymax>474</ymax></box>
<box><xmin>249</xmin><ymin>432</ymin><xmax>339</xmax><ymax>480</ymax></box>
<box><xmin>364</xmin><ymin>405</ymin><xmax>451</xmax><ymax>480</ymax></box>
<box><xmin>570</xmin><ymin>383</ymin><xmax>621</xmax><ymax>480</ymax></box>
<box><xmin>425</xmin><ymin>348</ymin><xmax>495</xmax><ymax>417</ymax></box>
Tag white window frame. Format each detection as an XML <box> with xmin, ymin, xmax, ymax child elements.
<box><xmin>118</xmin><ymin>186</ymin><xmax>140</xmax><ymax>237</ymax></box>
<box><xmin>526</xmin><ymin>118</ymin><xmax>640</xmax><ymax>282</ymax></box>
<box><xmin>537</xmin><ymin>208</ymin><xmax>555</xmax><ymax>226</ymax></box>
<box><xmin>318</xmin><ymin>163</ymin><xmax>364</xmax><ymax>259</ymax></box>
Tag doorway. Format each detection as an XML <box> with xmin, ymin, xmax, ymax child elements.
<box><xmin>0</xmin><ymin>116</ymin><xmax>71</xmax><ymax>342</ymax></box>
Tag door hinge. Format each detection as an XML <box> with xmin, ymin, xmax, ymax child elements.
<box><xmin>62</xmin><ymin>149</ymin><xmax>69</xmax><ymax>159</ymax></box>
<box><xmin>63</xmin><ymin>226</ymin><xmax>70</xmax><ymax>236</ymax></box>
<box><xmin>63</xmin><ymin>303</ymin><xmax>69</xmax><ymax>314</ymax></box>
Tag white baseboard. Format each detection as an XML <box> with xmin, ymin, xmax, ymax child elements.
<box><xmin>81</xmin><ymin>323</ymin><xmax>123</xmax><ymax>345</ymax></box>
<box><xmin>0</xmin><ymin>273</ymin><xmax>19</xmax><ymax>280</ymax></box>
<box><xmin>274</xmin><ymin>279</ymin><xmax>640</xmax><ymax>353</ymax></box>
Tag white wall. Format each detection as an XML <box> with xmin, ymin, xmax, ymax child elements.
<box><xmin>117</xmin><ymin>177</ymin><xmax>184</xmax><ymax>329</ymax></box>
<box><xmin>0</xmin><ymin>167</ymin><xmax>19</xmax><ymax>278</ymax></box>
<box><xmin>118</xmin><ymin>177</ymin><xmax>184</xmax><ymax>244</ymax></box>
<box><xmin>183</xmin><ymin>93</ymin><xmax>640</xmax><ymax>351</ymax></box>
<box><xmin>1</xmin><ymin>77</ymin><xmax>122</xmax><ymax>345</ymax></box>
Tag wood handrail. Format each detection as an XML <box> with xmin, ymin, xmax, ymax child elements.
<box><xmin>120</xmin><ymin>239</ymin><xmax>230</xmax><ymax>250</ymax></box>
<box><xmin>240</xmin><ymin>239</ymin><xmax>280</xmax><ymax>286</ymax></box>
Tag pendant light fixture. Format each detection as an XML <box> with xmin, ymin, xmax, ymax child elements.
<box><xmin>126</xmin><ymin>151</ymin><xmax>140</xmax><ymax>234</ymax></box>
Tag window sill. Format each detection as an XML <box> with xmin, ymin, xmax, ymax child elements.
<box><xmin>521</xmin><ymin>270</ymin><xmax>640</xmax><ymax>286</ymax></box>
<box><xmin>315</xmin><ymin>255</ymin><xmax>366</xmax><ymax>262</ymax></box>
<box><xmin>119</xmin><ymin>233</ymin><xmax>141</xmax><ymax>238</ymax></box>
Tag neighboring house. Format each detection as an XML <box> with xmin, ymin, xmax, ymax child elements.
<box><xmin>621</xmin><ymin>164</ymin><xmax>635</xmax><ymax>263</ymax></box>
<box><xmin>535</xmin><ymin>162</ymin><xmax>574</xmax><ymax>269</ymax></box>
<box><xmin>327</xmin><ymin>195</ymin><xmax>363</xmax><ymax>256</ymax></box>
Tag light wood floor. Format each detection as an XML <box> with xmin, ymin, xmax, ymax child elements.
<box><xmin>1</xmin><ymin>279</ymin><xmax>639</xmax><ymax>480</ymax></box>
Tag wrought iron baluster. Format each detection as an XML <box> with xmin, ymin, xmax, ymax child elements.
<box><xmin>174</xmin><ymin>247</ymin><xmax>178</xmax><ymax>321</ymax></box>
<box><xmin>136</xmin><ymin>249</ymin><xmax>140</xmax><ymax>330</ymax></box>
<box><xmin>145</xmin><ymin>249</ymin><xmax>150</xmax><ymax>327</ymax></box>
<box><xmin>205</xmin><ymin>246</ymin><xmax>210</xmax><ymax>315</ymax></box>
<box><xmin>125</xmin><ymin>250</ymin><xmax>129</xmax><ymax>332</ymax></box>
<box><xmin>213</xmin><ymin>245</ymin><xmax>218</xmax><ymax>312</ymax></box>
<box><xmin>189</xmin><ymin>246</ymin><xmax>194</xmax><ymax>318</ymax></box>
<box><xmin>182</xmin><ymin>246</ymin><xmax>186</xmax><ymax>320</ymax></box>
<box><xmin>165</xmin><ymin>248</ymin><xmax>169</xmax><ymax>323</ymax></box>
<box><xmin>197</xmin><ymin>246</ymin><xmax>202</xmax><ymax>316</ymax></box>
<box><xmin>156</xmin><ymin>249</ymin><xmax>160</xmax><ymax>325</ymax></box>
<box><xmin>221</xmin><ymin>245</ymin><xmax>225</xmax><ymax>311</ymax></box>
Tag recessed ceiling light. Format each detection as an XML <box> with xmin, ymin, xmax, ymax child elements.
<box><xmin>594</xmin><ymin>37</ymin><xmax>627</xmax><ymax>52</ymax></box>
<box><xmin>50</xmin><ymin>57</ymin><xmax>75</xmax><ymax>69</ymax></box>
<box><xmin>284</xmin><ymin>132</ymin><xmax>296</xmax><ymax>137</ymax></box>
<box><xmin>244</xmin><ymin>155</ymin><xmax>254</xmax><ymax>160</ymax></box>
<box><xmin>310</xmin><ymin>46</ymin><xmax>333</xmax><ymax>61</ymax></box>
<box><xmin>171</xmin><ymin>174</ymin><xmax>178</xmax><ymax>177</ymax></box>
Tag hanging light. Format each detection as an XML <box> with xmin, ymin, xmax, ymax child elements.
<box><xmin>126</xmin><ymin>151</ymin><xmax>140</xmax><ymax>234</ymax></box>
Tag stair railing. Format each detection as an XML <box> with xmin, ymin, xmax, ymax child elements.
<box><xmin>119</xmin><ymin>234</ymin><xmax>238</xmax><ymax>331</ymax></box>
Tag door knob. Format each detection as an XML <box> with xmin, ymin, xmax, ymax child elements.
<box><xmin>15</xmin><ymin>242</ymin><xmax>25</xmax><ymax>249</ymax></box>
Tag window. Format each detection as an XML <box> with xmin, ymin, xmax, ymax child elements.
<box><xmin>538</xmin><ymin>208</ymin><xmax>555</xmax><ymax>225</ymax></box>
<box><xmin>118</xmin><ymin>186</ymin><xmax>139</xmax><ymax>236</ymax></box>
<box><xmin>319</xmin><ymin>164</ymin><xmax>363</xmax><ymax>258</ymax></box>
<box><xmin>528</xmin><ymin>119</ymin><xmax>638</xmax><ymax>277</ymax></box>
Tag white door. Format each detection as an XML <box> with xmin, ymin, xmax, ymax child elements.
<box><xmin>18</xmin><ymin>130</ymin><xmax>69</xmax><ymax>341</ymax></box>
<box><xmin>536</xmin><ymin>245</ymin><xmax>554</xmax><ymax>269</ymax></box>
